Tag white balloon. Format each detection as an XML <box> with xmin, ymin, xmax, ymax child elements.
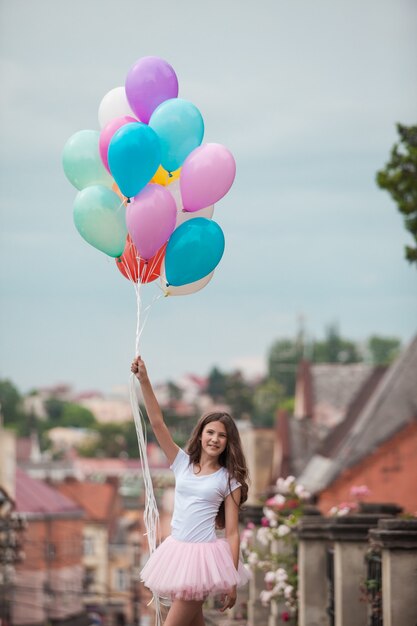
<box><xmin>160</xmin><ymin>262</ymin><xmax>214</xmax><ymax>297</ymax></box>
<box><xmin>98</xmin><ymin>87</ymin><xmax>137</xmax><ymax>128</ymax></box>
<box><xmin>168</xmin><ymin>180</ymin><xmax>214</xmax><ymax>228</ymax></box>
<box><xmin>168</xmin><ymin>179</ymin><xmax>182</xmax><ymax>209</ymax></box>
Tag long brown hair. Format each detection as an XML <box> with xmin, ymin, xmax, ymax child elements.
<box><xmin>186</xmin><ymin>412</ymin><xmax>249</xmax><ymax>528</ymax></box>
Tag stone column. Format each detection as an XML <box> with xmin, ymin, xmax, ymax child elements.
<box><xmin>240</xmin><ymin>505</ymin><xmax>270</xmax><ymax>626</ymax></box>
<box><xmin>297</xmin><ymin>515</ymin><xmax>330</xmax><ymax>626</ymax></box>
<box><xmin>369</xmin><ymin>518</ymin><xmax>417</xmax><ymax>626</ymax></box>
<box><xmin>247</xmin><ymin>568</ymin><xmax>270</xmax><ymax>626</ymax></box>
<box><xmin>328</xmin><ymin>514</ymin><xmax>391</xmax><ymax>626</ymax></box>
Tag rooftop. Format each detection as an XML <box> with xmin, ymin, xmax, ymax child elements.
<box><xmin>15</xmin><ymin>468</ymin><xmax>82</xmax><ymax>517</ymax></box>
<box><xmin>299</xmin><ymin>336</ymin><xmax>417</xmax><ymax>492</ymax></box>
<box><xmin>57</xmin><ymin>480</ymin><xmax>117</xmax><ymax>522</ymax></box>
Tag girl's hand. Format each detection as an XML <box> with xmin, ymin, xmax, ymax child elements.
<box><xmin>131</xmin><ymin>356</ymin><xmax>149</xmax><ymax>384</ymax></box>
<box><xmin>219</xmin><ymin>586</ymin><xmax>237</xmax><ymax>612</ymax></box>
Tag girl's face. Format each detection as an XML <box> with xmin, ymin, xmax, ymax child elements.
<box><xmin>200</xmin><ymin>420</ymin><xmax>228</xmax><ymax>458</ymax></box>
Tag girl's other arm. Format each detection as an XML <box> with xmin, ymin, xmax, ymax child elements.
<box><xmin>131</xmin><ymin>356</ymin><xmax>179</xmax><ymax>465</ymax></box>
<box><xmin>220</xmin><ymin>487</ymin><xmax>242</xmax><ymax>612</ymax></box>
<box><xmin>224</xmin><ymin>487</ymin><xmax>241</xmax><ymax>569</ymax></box>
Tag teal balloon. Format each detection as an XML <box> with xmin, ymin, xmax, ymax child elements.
<box><xmin>62</xmin><ymin>130</ymin><xmax>113</xmax><ymax>190</ymax></box>
<box><xmin>73</xmin><ymin>185</ymin><xmax>127</xmax><ymax>257</ymax></box>
<box><xmin>149</xmin><ymin>98</ymin><xmax>204</xmax><ymax>172</ymax></box>
<box><xmin>108</xmin><ymin>122</ymin><xmax>160</xmax><ymax>198</ymax></box>
<box><xmin>165</xmin><ymin>218</ymin><xmax>225</xmax><ymax>286</ymax></box>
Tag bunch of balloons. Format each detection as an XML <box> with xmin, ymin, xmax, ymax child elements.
<box><xmin>63</xmin><ymin>56</ymin><xmax>236</xmax><ymax>296</ymax></box>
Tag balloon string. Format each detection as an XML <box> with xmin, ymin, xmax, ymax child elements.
<box><xmin>129</xmin><ymin>375</ymin><xmax>162</xmax><ymax>626</ymax></box>
<box><xmin>138</xmin><ymin>294</ymin><xmax>163</xmax><ymax>345</ymax></box>
<box><xmin>117</xmin><ymin>198</ymin><xmax>126</xmax><ymax>213</ymax></box>
<box><xmin>119</xmin><ymin>255</ymin><xmax>136</xmax><ymax>283</ymax></box>
<box><xmin>129</xmin><ymin>251</ymin><xmax>162</xmax><ymax>626</ymax></box>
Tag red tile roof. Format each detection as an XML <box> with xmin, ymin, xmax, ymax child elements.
<box><xmin>185</xmin><ymin>374</ymin><xmax>207</xmax><ymax>388</ymax></box>
<box><xmin>15</xmin><ymin>468</ymin><xmax>82</xmax><ymax>516</ymax></box>
<box><xmin>56</xmin><ymin>480</ymin><xmax>117</xmax><ymax>522</ymax></box>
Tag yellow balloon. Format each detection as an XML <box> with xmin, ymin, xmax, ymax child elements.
<box><xmin>168</xmin><ymin>167</ymin><xmax>181</xmax><ymax>184</ymax></box>
<box><xmin>151</xmin><ymin>166</ymin><xmax>181</xmax><ymax>186</ymax></box>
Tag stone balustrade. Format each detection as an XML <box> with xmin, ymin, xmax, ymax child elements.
<box><xmin>297</xmin><ymin>503</ymin><xmax>408</xmax><ymax>626</ymax></box>
<box><xmin>369</xmin><ymin>518</ymin><xmax>417</xmax><ymax>626</ymax></box>
<box><xmin>240</xmin><ymin>502</ymin><xmax>415</xmax><ymax>626</ymax></box>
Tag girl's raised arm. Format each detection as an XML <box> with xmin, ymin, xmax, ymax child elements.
<box><xmin>131</xmin><ymin>356</ymin><xmax>179</xmax><ymax>465</ymax></box>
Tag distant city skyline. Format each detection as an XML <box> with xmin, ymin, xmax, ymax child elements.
<box><xmin>1</xmin><ymin>0</ymin><xmax>416</xmax><ymax>393</ymax></box>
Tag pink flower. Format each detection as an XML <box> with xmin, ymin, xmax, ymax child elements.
<box><xmin>350</xmin><ymin>485</ymin><xmax>371</xmax><ymax>498</ymax></box>
<box><xmin>266</xmin><ymin>497</ymin><xmax>299</xmax><ymax>512</ymax></box>
<box><xmin>281</xmin><ymin>611</ymin><xmax>290</xmax><ymax>622</ymax></box>
<box><xmin>266</xmin><ymin>494</ymin><xmax>286</xmax><ymax>507</ymax></box>
<box><xmin>261</xmin><ymin>517</ymin><xmax>270</xmax><ymax>527</ymax></box>
<box><xmin>339</xmin><ymin>501</ymin><xmax>358</xmax><ymax>511</ymax></box>
<box><xmin>247</xmin><ymin>522</ymin><xmax>255</xmax><ymax>529</ymax></box>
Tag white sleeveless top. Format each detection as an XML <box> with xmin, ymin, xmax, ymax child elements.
<box><xmin>170</xmin><ymin>448</ymin><xmax>241</xmax><ymax>543</ymax></box>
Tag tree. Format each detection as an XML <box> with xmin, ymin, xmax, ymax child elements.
<box><xmin>377</xmin><ymin>124</ymin><xmax>417</xmax><ymax>264</ymax></box>
<box><xmin>224</xmin><ymin>371</ymin><xmax>254</xmax><ymax>420</ymax></box>
<box><xmin>0</xmin><ymin>380</ymin><xmax>24</xmax><ymax>423</ymax></box>
<box><xmin>60</xmin><ymin>403</ymin><xmax>97</xmax><ymax>428</ymax></box>
<box><xmin>78</xmin><ymin>422</ymin><xmax>126</xmax><ymax>457</ymax></box>
<box><xmin>0</xmin><ymin>380</ymin><xmax>31</xmax><ymax>435</ymax></box>
<box><xmin>312</xmin><ymin>324</ymin><xmax>361</xmax><ymax>364</ymax></box>
<box><xmin>44</xmin><ymin>397</ymin><xmax>66</xmax><ymax>422</ymax></box>
<box><xmin>206</xmin><ymin>367</ymin><xmax>227</xmax><ymax>401</ymax></box>
<box><xmin>253</xmin><ymin>378</ymin><xmax>285</xmax><ymax>428</ymax></box>
<box><xmin>367</xmin><ymin>336</ymin><xmax>401</xmax><ymax>365</ymax></box>
<box><xmin>268</xmin><ymin>339</ymin><xmax>304</xmax><ymax>397</ymax></box>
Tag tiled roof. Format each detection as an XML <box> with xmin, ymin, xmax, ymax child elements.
<box><xmin>318</xmin><ymin>366</ymin><xmax>387</xmax><ymax>458</ymax></box>
<box><xmin>15</xmin><ymin>468</ymin><xmax>82</xmax><ymax>516</ymax></box>
<box><xmin>184</xmin><ymin>374</ymin><xmax>207</xmax><ymax>388</ymax></box>
<box><xmin>56</xmin><ymin>480</ymin><xmax>117</xmax><ymax>522</ymax></box>
<box><xmin>311</xmin><ymin>363</ymin><xmax>374</xmax><ymax>425</ymax></box>
<box><xmin>334</xmin><ymin>336</ymin><xmax>417</xmax><ymax>469</ymax></box>
<box><xmin>299</xmin><ymin>336</ymin><xmax>417</xmax><ymax>492</ymax></box>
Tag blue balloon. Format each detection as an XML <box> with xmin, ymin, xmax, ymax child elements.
<box><xmin>108</xmin><ymin>122</ymin><xmax>161</xmax><ymax>198</ymax></box>
<box><xmin>165</xmin><ymin>218</ymin><xmax>225</xmax><ymax>286</ymax></box>
<box><xmin>149</xmin><ymin>98</ymin><xmax>204</xmax><ymax>172</ymax></box>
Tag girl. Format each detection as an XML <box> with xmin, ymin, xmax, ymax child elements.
<box><xmin>131</xmin><ymin>356</ymin><xmax>250</xmax><ymax>626</ymax></box>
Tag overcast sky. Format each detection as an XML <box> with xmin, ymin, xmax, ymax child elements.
<box><xmin>1</xmin><ymin>0</ymin><xmax>416</xmax><ymax>394</ymax></box>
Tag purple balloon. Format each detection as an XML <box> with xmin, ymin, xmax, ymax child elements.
<box><xmin>125</xmin><ymin>56</ymin><xmax>179</xmax><ymax>124</ymax></box>
<box><xmin>126</xmin><ymin>184</ymin><xmax>177</xmax><ymax>260</ymax></box>
<box><xmin>180</xmin><ymin>143</ymin><xmax>236</xmax><ymax>212</ymax></box>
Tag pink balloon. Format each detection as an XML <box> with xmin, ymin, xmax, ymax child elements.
<box><xmin>180</xmin><ymin>143</ymin><xmax>236</xmax><ymax>212</ymax></box>
<box><xmin>99</xmin><ymin>116</ymin><xmax>138</xmax><ymax>172</ymax></box>
<box><xmin>126</xmin><ymin>184</ymin><xmax>177</xmax><ymax>261</ymax></box>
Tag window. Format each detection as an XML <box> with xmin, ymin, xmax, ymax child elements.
<box><xmin>83</xmin><ymin>568</ymin><xmax>95</xmax><ymax>591</ymax></box>
<box><xmin>44</xmin><ymin>542</ymin><xmax>56</xmax><ymax>561</ymax></box>
<box><xmin>83</xmin><ymin>536</ymin><xmax>95</xmax><ymax>556</ymax></box>
<box><xmin>114</xmin><ymin>568</ymin><xmax>129</xmax><ymax>591</ymax></box>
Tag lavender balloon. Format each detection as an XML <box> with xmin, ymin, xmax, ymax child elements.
<box><xmin>125</xmin><ymin>56</ymin><xmax>179</xmax><ymax>124</ymax></box>
<box><xmin>180</xmin><ymin>143</ymin><xmax>236</xmax><ymax>212</ymax></box>
<box><xmin>126</xmin><ymin>184</ymin><xmax>177</xmax><ymax>261</ymax></box>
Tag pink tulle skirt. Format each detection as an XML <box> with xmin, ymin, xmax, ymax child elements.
<box><xmin>141</xmin><ymin>535</ymin><xmax>251</xmax><ymax>601</ymax></box>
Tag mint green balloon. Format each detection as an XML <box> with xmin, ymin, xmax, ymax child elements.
<box><xmin>63</xmin><ymin>130</ymin><xmax>113</xmax><ymax>190</ymax></box>
<box><xmin>73</xmin><ymin>185</ymin><xmax>127</xmax><ymax>257</ymax></box>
